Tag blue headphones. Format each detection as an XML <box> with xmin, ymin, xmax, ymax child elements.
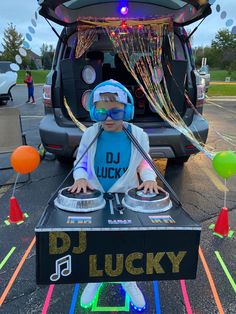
<box><xmin>88</xmin><ymin>80</ymin><xmax>134</xmax><ymax>121</ymax></box>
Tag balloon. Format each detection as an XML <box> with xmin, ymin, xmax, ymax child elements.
<box><xmin>212</xmin><ymin>151</ymin><xmax>236</xmax><ymax>179</ymax></box>
<box><xmin>11</xmin><ymin>145</ymin><xmax>40</xmax><ymax>174</ymax></box>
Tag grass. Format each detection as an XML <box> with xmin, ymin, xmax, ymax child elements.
<box><xmin>207</xmin><ymin>84</ymin><xmax>236</xmax><ymax>96</ymax></box>
<box><xmin>17</xmin><ymin>70</ymin><xmax>50</xmax><ymax>84</ymax></box>
<box><xmin>210</xmin><ymin>70</ymin><xmax>236</xmax><ymax>81</ymax></box>
<box><xmin>16</xmin><ymin>69</ymin><xmax>236</xmax><ymax>96</ymax></box>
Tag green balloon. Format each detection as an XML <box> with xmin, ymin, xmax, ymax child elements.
<box><xmin>212</xmin><ymin>151</ymin><xmax>236</xmax><ymax>179</ymax></box>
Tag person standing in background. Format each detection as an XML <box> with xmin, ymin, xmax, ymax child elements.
<box><xmin>24</xmin><ymin>71</ymin><xmax>36</xmax><ymax>104</ymax></box>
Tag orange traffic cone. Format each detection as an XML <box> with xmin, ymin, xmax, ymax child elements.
<box><xmin>8</xmin><ymin>196</ymin><xmax>24</xmax><ymax>223</ymax></box>
<box><xmin>213</xmin><ymin>207</ymin><xmax>229</xmax><ymax>237</ymax></box>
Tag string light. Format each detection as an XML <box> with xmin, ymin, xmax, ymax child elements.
<box><xmin>119</xmin><ymin>0</ymin><xmax>129</xmax><ymax>16</ymax></box>
<box><xmin>121</xmin><ymin>21</ymin><xmax>128</xmax><ymax>29</ymax></box>
<box><xmin>121</xmin><ymin>6</ymin><xmax>128</xmax><ymax>15</ymax></box>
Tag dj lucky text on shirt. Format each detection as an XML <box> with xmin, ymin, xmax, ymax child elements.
<box><xmin>94</xmin><ymin>130</ymin><xmax>131</xmax><ymax>191</ymax></box>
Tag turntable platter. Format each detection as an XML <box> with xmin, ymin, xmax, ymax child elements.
<box><xmin>122</xmin><ymin>188</ymin><xmax>172</xmax><ymax>213</ymax></box>
<box><xmin>54</xmin><ymin>187</ymin><xmax>105</xmax><ymax>212</ymax></box>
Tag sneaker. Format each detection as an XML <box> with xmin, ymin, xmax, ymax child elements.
<box><xmin>25</xmin><ymin>100</ymin><xmax>30</xmax><ymax>103</ymax></box>
<box><xmin>122</xmin><ymin>282</ymin><xmax>146</xmax><ymax>311</ymax></box>
<box><xmin>80</xmin><ymin>283</ymin><xmax>102</xmax><ymax>308</ymax></box>
<box><xmin>31</xmin><ymin>101</ymin><xmax>36</xmax><ymax>104</ymax></box>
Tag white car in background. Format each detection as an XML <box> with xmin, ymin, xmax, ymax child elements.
<box><xmin>198</xmin><ymin>64</ymin><xmax>210</xmax><ymax>92</ymax></box>
<box><xmin>0</xmin><ymin>61</ymin><xmax>17</xmax><ymax>105</ymax></box>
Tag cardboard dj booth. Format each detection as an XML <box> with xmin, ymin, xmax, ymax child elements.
<box><xmin>35</xmin><ymin>188</ymin><xmax>201</xmax><ymax>285</ymax></box>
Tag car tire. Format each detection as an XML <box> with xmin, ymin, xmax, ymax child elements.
<box><xmin>168</xmin><ymin>156</ymin><xmax>190</xmax><ymax>165</ymax></box>
<box><xmin>0</xmin><ymin>100</ymin><xmax>8</xmax><ymax>106</ymax></box>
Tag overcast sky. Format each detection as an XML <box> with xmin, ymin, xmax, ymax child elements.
<box><xmin>0</xmin><ymin>0</ymin><xmax>235</xmax><ymax>56</ymax></box>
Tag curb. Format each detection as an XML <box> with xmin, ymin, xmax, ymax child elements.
<box><xmin>210</xmin><ymin>82</ymin><xmax>236</xmax><ymax>85</ymax></box>
<box><xmin>207</xmin><ymin>96</ymin><xmax>236</xmax><ymax>99</ymax></box>
<box><xmin>207</xmin><ymin>97</ymin><xmax>236</xmax><ymax>101</ymax></box>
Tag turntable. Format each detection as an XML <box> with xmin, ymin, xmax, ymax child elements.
<box><xmin>122</xmin><ymin>188</ymin><xmax>172</xmax><ymax>213</ymax></box>
<box><xmin>36</xmin><ymin>185</ymin><xmax>201</xmax><ymax>285</ymax></box>
<box><xmin>54</xmin><ymin>187</ymin><xmax>172</xmax><ymax>214</ymax></box>
<box><xmin>54</xmin><ymin>188</ymin><xmax>105</xmax><ymax>212</ymax></box>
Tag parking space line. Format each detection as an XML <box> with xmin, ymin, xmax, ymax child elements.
<box><xmin>42</xmin><ymin>284</ymin><xmax>55</xmax><ymax>314</ymax></box>
<box><xmin>153</xmin><ymin>281</ymin><xmax>161</xmax><ymax>314</ymax></box>
<box><xmin>206</xmin><ymin>100</ymin><xmax>236</xmax><ymax>115</ymax></box>
<box><xmin>202</xmin><ymin>167</ymin><xmax>228</xmax><ymax>192</ymax></box>
<box><xmin>21</xmin><ymin>115</ymin><xmax>44</xmax><ymax>119</ymax></box>
<box><xmin>180</xmin><ymin>280</ymin><xmax>192</xmax><ymax>314</ymax></box>
<box><xmin>0</xmin><ymin>237</ymin><xmax>35</xmax><ymax>307</ymax></box>
<box><xmin>198</xmin><ymin>247</ymin><xmax>224</xmax><ymax>314</ymax></box>
<box><xmin>207</xmin><ymin>99</ymin><xmax>236</xmax><ymax>102</ymax></box>
<box><xmin>215</xmin><ymin>251</ymin><xmax>236</xmax><ymax>294</ymax></box>
<box><xmin>69</xmin><ymin>284</ymin><xmax>80</xmax><ymax>314</ymax></box>
<box><xmin>0</xmin><ymin>247</ymin><xmax>16</xmax><ymax>270</ymax></box>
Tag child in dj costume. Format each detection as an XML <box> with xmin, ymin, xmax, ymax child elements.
<box><xmin>69</xmin><ymin>79</ymin><xmax>164</xmax><ymax>311</ymax></box>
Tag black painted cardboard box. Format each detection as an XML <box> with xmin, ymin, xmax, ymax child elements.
<box><xmin>35</xmin><ymin>193</ymin><xmax>201</xmax><ymax>285</ymax></box>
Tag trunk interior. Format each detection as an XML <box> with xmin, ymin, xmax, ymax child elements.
<box><xmin>57</xmin><ymin>29</ymin><xmax>194</xmax><ymax>124</ymax></box>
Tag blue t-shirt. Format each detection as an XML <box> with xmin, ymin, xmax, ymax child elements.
<box><xmin>94</xmin><ymin>130</ymin><xmax>131</xmax><ymax>191</ymax></box>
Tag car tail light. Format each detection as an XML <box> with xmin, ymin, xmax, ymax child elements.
<box><xmin>43</xmin><ymin>84</ymin><xmax>52</xmax><ymax>107</ymax></box>
<box><xmin>46</xmin><ymin>144</ymin><xmax>62</xmax><ymax>149</ymax></box>
<box><xmin>196</xmin><ymin>83</ymin><xmax>205</xmax><ymax>107</ymax></box>
<box><xmin>185</xmin><ymin>145</ymin><xmax>195</xmax><ymax>149</ymax></box>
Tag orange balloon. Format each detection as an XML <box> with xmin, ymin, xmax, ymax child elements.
<box><xmin>11</xmin><ymin>145</ymin><xmax>40</xmax><ymax>174</ymax></box>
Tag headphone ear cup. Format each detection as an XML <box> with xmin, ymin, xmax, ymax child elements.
<box><xmin>89</xmin><ymin>105</ymin><xmax>97</xmax><ymax>121</ymax></box>
<box><xmin>88</xmin><ymin>91</ymin><xmax>97</xmax><ymax>121</ymax></box>
<box><xmin>124</xmin><ymin>103</ymin><xmax>134</xmax><ymax>121</ymax></box>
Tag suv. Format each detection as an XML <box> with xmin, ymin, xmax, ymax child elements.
<box><xmin>0</xmin><ymin>61</ymin><xmax>17</xmax><ymax>105</ymax></box>
<box><xmin>38</xmin><ymin>0</ymin><xmax>212</xmax><ymax>164</ymax></box>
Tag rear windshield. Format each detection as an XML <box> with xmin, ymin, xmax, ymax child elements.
<box><xmin>0</xmin><ymin>62</ymin><xmax>12</xmax><ymax>73</ymax></box>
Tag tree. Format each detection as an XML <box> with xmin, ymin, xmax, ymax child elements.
<box><xmin>193</xmin><ymin>29</ymin><xmax>236</xmax><ymax>71</ymax></box>
<box><xmin>211</xmin><ymin>29</ymin><xmax>236</xmax><ymax>71</ymax></box>
<box><xmin>30</xmin><ymin>59</ymin><xmax>37</xmax><ymax>70</ymax></box>
<box><xmin>212</xmin><ymin>29</ymin><xmax>236</xmax><ymax>50</ymax></box>
<box><xmin>1</xmin><ymin>23</ymin><xmax>24</xmax><ymax>62</ymax></box>
<box><xmin>40</xmin><ymin>43</ymin><xmax>55</xmax><ymax>69</ymax></box>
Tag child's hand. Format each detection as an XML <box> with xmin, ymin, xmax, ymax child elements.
<box><xmin>68</xmin><ymin>179</ymin><xmax>94</xmax><ymax>194</ymax></box>
<box><xmin>138</xmin><ymin>180</ymin><xmax>166</xmax><ymax>194</ymax></box>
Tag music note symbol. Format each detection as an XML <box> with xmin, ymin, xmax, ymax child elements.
<box><xmin>50</xmin><ymin>255</ymin><xmax>72</xmax><ymax>282</ymax></box>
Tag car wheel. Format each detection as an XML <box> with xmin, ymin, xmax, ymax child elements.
<box><xmin>168</xmin><ymin>156</ymin><xmax>190</xmax><ymax>165</ymax></box>
<box><xmin>0</xmin><ymin>100</ymin><xmax>8</xmax><ymax>106</ymax></box>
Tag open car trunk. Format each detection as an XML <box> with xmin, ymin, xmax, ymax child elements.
<box><xmin>38</xmin><ymin>0</ymin><xmax>212</xmax><ymax>27</ymax></box>
<box><xmin>58</xmin><ymin>28</ymin><xmax>193</xmax><ymax>124</ymax></box>
<box><xmin>39</xmin><ymin>0</ymin><xmax>212</xmax><ymax>126</ymax></box>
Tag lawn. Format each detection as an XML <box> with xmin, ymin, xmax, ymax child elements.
<box><xmin>16</xmin><ymin>70</ymin><xmax>236</xmax><ymax>96</ymax></box>
<box><xmin>207</xmin><ymin>84</ymin><xmax>236</xmax><ymax>96</ymax></box>
<box><xmin>210</xmin><ymin>70</ymin><xmax>236</xmax><ymax>81</ymax></box>
<box><xmin>17</xmin><ymin>70</ymin><xmax>50</xmax><ymax>84</ymax></box>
